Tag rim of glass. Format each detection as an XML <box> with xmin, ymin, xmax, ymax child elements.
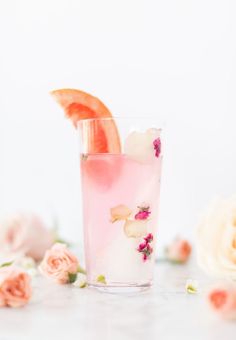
<box><xmin>77</xmin><ymin>116</ymin><xmax>165</xmax><ymax>126</ymax></box>
<box><xmin>78</xmin><ymin>116</ymin><xmax>163</xmax><ymax>123</ymax></box>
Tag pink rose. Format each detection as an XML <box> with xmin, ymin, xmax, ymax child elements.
<box><xmin>0</xmin><ymin>214</ymin><xmax>54</xmax><ymax>261</ymax></box>
<box><xmin>208</xmin><ymin>283</ymin><xmax>236</xmax><ymax>319</ymax></box>
<box><xmin>166</xmin><ymin>238</ymin><xmax>192</xmax><ymax>263</ymax></box>
<box><xmin>0</xmin><ymin>266</ymin><xmax>32</xmax><ymax>307</ymax></box>
<box><xmin>39</xmin><ymin>243</ymin><xmax>79</xmax><ymax>284</ymax></box>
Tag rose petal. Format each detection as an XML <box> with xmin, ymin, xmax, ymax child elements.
<box><xmin>124</xmin><ymin>220</ymin><xmax>148</xmax><ymax>238</ymax></box>
<box><xmin>110</xmin><ymin>204</ymin><xmax>132</xmax><ymax>223</ymax></box>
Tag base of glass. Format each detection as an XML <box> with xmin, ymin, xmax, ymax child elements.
<box><xmin>88</xmin><ymin>281</ymin><xmax>152</xmax><ymax>294</ymax></box>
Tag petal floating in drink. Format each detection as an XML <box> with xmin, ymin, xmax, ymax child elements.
<box><xmin>124</xmin><ymin>220</ymin><xmax>148</xmax><ymax>238</ymax></box>
<box><xmin>124</xmin><ymin>128</ymin><xmax>160</xmax><ymax>163</ymax></box>
<box><xmin>110</xmin><ymin>204</ymin><xmax>132</xmax><ymax>223</ymax></box>
<box><xmin>51</xmin><ymin>88</ymin><xmax>121</xmax><ymax>154</ymax></box>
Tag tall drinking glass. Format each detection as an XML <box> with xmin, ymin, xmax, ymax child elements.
<box><xmin>79</xmin><ymin>117</ymin><xmax>163</xmax><ymax>293</ymax></box>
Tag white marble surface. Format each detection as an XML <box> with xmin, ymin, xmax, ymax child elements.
<box><xmin>0</xmin><ymin>261</ymin><xmax>235</xmax><ymax>340</ymax></box>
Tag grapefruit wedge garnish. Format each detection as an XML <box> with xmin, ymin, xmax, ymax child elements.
<box><xmin>51</xmin><ymin>88</ymin><xmax>121</xmax><ymax>154</ymax></box>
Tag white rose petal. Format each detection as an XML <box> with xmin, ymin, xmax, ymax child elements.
<box><xmin>124</xmin><ymin>219</ymin><xmax>148</xmax><ymax>238</ymax></box>
<box><xmin>196</xmin><ymin>196</ymin><xmax>236</xmax><ymax>280</ymax></box>
<box><xmin>110</xmin><ymin>204</ymin><xmax>132</xmax><ymax>223</ymax></box>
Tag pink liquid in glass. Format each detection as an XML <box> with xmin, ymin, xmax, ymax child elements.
<box><xmin>81</xmin><ymin>153</ymin><xmax>162</xmax><ymax>290</ymax></box>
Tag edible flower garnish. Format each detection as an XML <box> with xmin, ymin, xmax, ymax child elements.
<box><xmin>135</xmin><ymin>206</ymin><xmax>151</xmax><ymax>220</ymax></box>
<box><xmin>137</xmin><ymin>233</ymin><xmax>154</xmax><ymax>261</ymax></box>
<box><xmin>110</xmin><ymin>204</ymin><xmax>132</xmax><ymax>223</ymax></box>
<box><xmin>153</xmin><ymin>138</ymin><xmax>161</xmax><ymax>158</ymax></box>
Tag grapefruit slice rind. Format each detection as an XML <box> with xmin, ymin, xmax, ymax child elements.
<box><xmin>51</xmin><ymin>88</ymin><xmax>121</xmax><ymax>154</ymax></box>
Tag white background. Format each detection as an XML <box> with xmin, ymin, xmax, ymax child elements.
<box><xmin>0</xmin><ymin>0</ymin><xmax>236</xmax><ymax>246</ymax></box>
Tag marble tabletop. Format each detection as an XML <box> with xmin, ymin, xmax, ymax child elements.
<box><xmin>0</xmin><ymin>260</ymin><xmax>235</xmax><ymax>340</ymax></box>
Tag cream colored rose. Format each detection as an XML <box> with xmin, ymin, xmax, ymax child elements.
<box><xmin>39</xmin><ymin>243</ymin><xmax>79</xmax><ymax>284</ymax></box>
<box><xmin>196</xmin><ymin>197</ymin><xmax>236</xmax><ymax>280</ymax></box>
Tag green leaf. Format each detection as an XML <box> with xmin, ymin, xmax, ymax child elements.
<box><xmin>96</xmin><ymin>275</ymin><xmax>106</xmax><ymax>284</ymax></box>
<box><xmin>0</xmin><ymin>261</ymin><xmax>13</xmax><ymax>268</ymax></box>
<box><xmin>170</xmin><ymin>259</ymin><xmax>185</xmax><ymax>265</ymax></box>
<box><xmin>54</xmin><ymin>238</ymin><xmax>70</xmax><ymax>247</ymax></box>
<box><xmin>68</xmin><ymin>272</ymin><xmax>77</xmax><ymax>283</ymax></box>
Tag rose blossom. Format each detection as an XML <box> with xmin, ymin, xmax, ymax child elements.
<box><xmin>39</xmin><ymin>243</ymin><xmax>79</xmax><ymax>284</ymax></box>
<box><xmin>197</xmin><ymin>196</ymin><xmax>236</xmax><ymax>279</ymax></box>
<box><xmin>0</xmin><ymin>214</ymin><xmax>54</xmax><ymax>261</ymax></box>
<box><xmin>166</xmin><ymin>238</ymin><xmax>192</xmax><ymax>263</ymax></box>
<box><xmin>0</xmin><ymin>266</ymin><xmax>32</xmax><ymax>307</ymax></box>
<box><xmin>208</xmin><ymin>283</ymin><xmax>236</xmax><ymax>319</ymax></box>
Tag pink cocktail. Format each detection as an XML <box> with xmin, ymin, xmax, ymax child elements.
<box><xmin>79</xmin><ymin>118</ymin><xmax>163</xmax><ymax>292</ymax></box>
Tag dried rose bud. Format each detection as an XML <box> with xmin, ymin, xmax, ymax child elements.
<box><xmin>135</xmin><ymin>210</ymin><xmax>151</xmax><ymax>220</ymax></box>
<box><xmin>143</xmin><ymin>253</ymin><xmax>148</xmax><ymax>261</ymax></box>
<box><xmin>153</xmin><ymin>138</ymin><xmax>161</xmax><ymax>158</ymax></box>
<box><xmin>144</xmin><ymin>233</ymin><xmax>153</xmax><ymax>243</ymax></box>
<box><xmin>138</xmin><ymin>242</ymin><xmax>147</xmax><ymax>252</ymax></box>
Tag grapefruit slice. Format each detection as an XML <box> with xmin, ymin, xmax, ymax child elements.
<box><xmin>51</xmin><ymin>88</ymin><xmax>121</xmax><ymax>154</ymax></box>
<box><xmin>81</xmin><ymin>154</ymin><xmax>123</xmax><ymax>191</ymax></box>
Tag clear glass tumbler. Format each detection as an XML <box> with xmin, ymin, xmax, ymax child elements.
<box><xmin>78</xmin><ymin>117</ymin><xmax>163</xmax><ymax>293</ymax></box>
